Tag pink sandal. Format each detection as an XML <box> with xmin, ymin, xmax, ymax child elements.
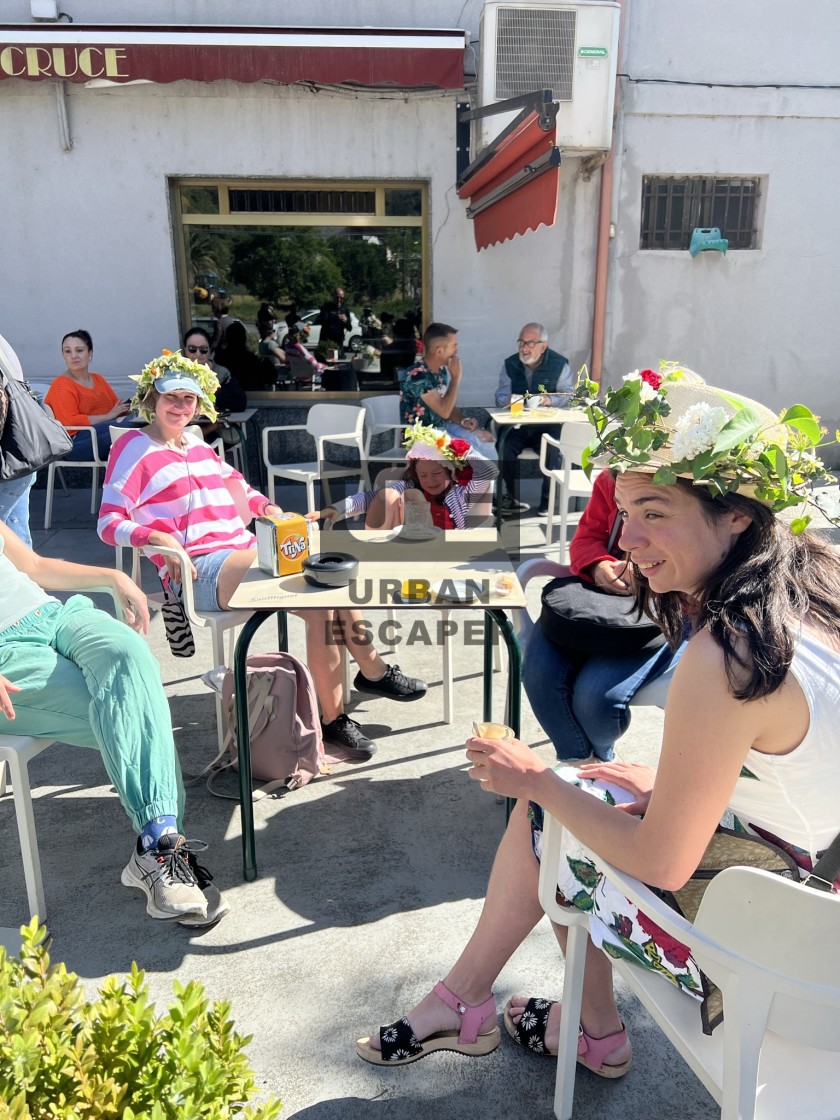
<box><xmin>577</xmin><ymin>1025</ymin><xmax>632</xmax><ymax>1078</ymax></box>
<box><xmin>356</xmin><ymin>981</ymin><xmax>500</xmax><ymax>1066</ymax></box>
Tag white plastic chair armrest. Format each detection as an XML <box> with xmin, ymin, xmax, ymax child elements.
<box><xmin>261</xmin><ymin>423</ymin><xmax>307</xmax><ymax>465</ymax></box>
<box><xmin>539</xmin><ymin>432</ymin><xmax>563</xmax><ymax>474</ymax></box>
<box><xmin>140</xmin><ymin>542</ymin><xmax>203</xmax><ymax>625</ymax></box>
<box><xmin>516</xmin><ymin>558</ymin><xmax>571</xmax><ymax>589</ymax></box>
<box><xmin>316</xmin><ymin>429</ymin><xmax>364</xmax><ymax>458</ymax></box>
<box><xmin>80</xmin><ymin>583</ymin><xmax>126</xmax><ymax>623</ymax></box>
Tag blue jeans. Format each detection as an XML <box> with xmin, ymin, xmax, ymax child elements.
<box><xmin>438</xmin><ymin>419</ymin><xmax>499</xmax><ymax>461</ymax></box>
<box><xmin>65</xmin><ymin>418</ymin><xmax>132</xmax><ymax>461</ymax></box>
<box><xmin>0</xmin><ymin>472</ymin><xmax>35</xmax><ymax>547</ymax></box>
<box><xmin>523</xmin><ymin>622</ymin><xmax>681</xmax><ymax>761</ymax></box>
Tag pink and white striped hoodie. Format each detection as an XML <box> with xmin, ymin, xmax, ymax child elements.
<box><xmin>98</xmin><ymin>429</ymin><xmax>270</xmax><ymax>580</ymax></box>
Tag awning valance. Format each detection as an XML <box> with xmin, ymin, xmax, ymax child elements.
<box><xmin>0</xmin><ymin>25</ymin><xmax>466</xmax><ymax>89</ymax></box>
<box><xmin>457</xmin><ymin>96</ymin><xmax>561</xmax><ymax>251</ymax></box>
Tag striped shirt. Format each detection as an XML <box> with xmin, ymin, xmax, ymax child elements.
<box><xmin>98</xmin><ymin>429</ymin><xmax>269</xmax><ymax>579</ymax></box>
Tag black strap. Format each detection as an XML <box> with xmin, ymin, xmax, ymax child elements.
<box><xmin>606</xmin><ymin>510</ymin><xmax>622</xmax><ymax>556</ymax></box>
<box><xmin>804</xmin><ymin>831</ymin><xmax>840</xmax><ymax>893</ymax></box>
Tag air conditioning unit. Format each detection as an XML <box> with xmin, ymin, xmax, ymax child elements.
<box><xmin>477</xmin><ymin>1</ymin><xmax>620</xmax><ymax>154</ymax></box>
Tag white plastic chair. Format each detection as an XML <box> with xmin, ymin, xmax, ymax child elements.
<box><xmin>0</xmin><ymin>586</ymin><xmax>124</xmax><ymax>927</ymax></box>
<box><xmin>538</xmin><ymin>816</ymin><xmax>840</xmax><ymax>1120</ymax></box>
<box><xmin>261</xmin><ymin>404</ymin><xmax>366</xmax><ymax>512</ymax></box>
<box><xmin>514</xmin><ymin>558</ymin><xmax>674</xmax><ymax>707</ymax></box>
<box><xmin>361</xmin><ymin>396</ymin><xmax>406</xmax><ymax>487</ymax></box>
<box><xmin>539</xmin><ymin>422</ymin><xmax>597</xmax><ymax>561</ymax></box>
<box><xmin>43</xmin><ymin>404</ymin><xmax>108</xmax><ymax>528</ymax></box>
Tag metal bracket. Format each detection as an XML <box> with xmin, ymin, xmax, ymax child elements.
<box><xmin>457</xmin><ymin>89</ymin><xmax>559</xmax><ymax>190</ymax></box>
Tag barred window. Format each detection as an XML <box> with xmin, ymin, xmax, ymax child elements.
<box><xmin>640</xmin><ymin>176</ymin><xmax>761</xmax><ymax>250</ymax></box>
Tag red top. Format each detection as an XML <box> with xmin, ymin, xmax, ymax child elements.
<box><xmin>569</xmin><ymin>471</ymin><xmax>619</xmax><ymax>581</ymax></box>
<box><xmin>424</xmin><ymin>492</ymin><xmax>457</xmax><ymax>530</ymax></box>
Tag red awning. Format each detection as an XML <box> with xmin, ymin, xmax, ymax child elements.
<box><xmin>0</xmin><ymin>25</ymin><xmax>466</xmax><ymax>89</ymax></box>
<box><xmin>457</xmin><ymin>109</ymin><xmax>561</xmax><ymax>251</ymax></box>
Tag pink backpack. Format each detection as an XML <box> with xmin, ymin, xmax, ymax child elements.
<box><xmin>210</xmin><ymin>653</ymin><xmax>325</xmax><ymax>798</ymax></box>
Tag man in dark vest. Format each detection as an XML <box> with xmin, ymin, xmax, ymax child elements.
<box><xmin>494</xmin><ymin>322</ymin><xmax>573</xmax><ymax>515</ymax></box>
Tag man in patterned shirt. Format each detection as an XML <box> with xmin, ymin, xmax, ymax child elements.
<box><xmin>399</xmin><ymin>322</ymin><xmax>496</xmax><ymax>460</ymax></box>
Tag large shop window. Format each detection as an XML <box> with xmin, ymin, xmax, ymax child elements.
<box><xmin>640</xmin><ymin>176</ymin><xmax>762</xmax><ymax>251</ymax></box>
<box><xmin>173</xmin><ymin>179</ymin><xmax>426</xmax><ymax>355</ymax></box>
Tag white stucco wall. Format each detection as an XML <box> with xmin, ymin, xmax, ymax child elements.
<box><xmin>0</xmin><ymin>76</ymin><xmax>598</xmax><ymax>404</ymax></box>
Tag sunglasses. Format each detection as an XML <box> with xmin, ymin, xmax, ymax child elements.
<box><xmin>186</xmin><ymin>345</ymin><xmax>209</xmax><ymax>354</ymax></box>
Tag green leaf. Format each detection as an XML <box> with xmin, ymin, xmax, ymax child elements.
<box><xmin>570</xmin><ymin>890</ymin><xmax>595</xmax><ymax>912</ymax></box>
<box><xmin>567</xmin><ymin>857</ymin><xmax>600</xmax><ymax>889</ymax></box>
<box><xmin>712</xmin><ymin>407</ymin><xmax>762</xmax><ymax>455</ymax></box>
<box><xmin>790</xmin><ymin>517</ymin><xmax>811</xmax><ymax>535</ymax></box>
<box><xmin>651</xmin><ymin>466</ymin><xmax>677</xmax><ymax>485</ymax></box>
<box><xmin>779</xmin><ymin>405</ymin><xmax>822</xmax><ymax>444</ymax></box>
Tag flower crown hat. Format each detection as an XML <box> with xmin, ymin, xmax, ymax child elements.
<box><xmin>402</xmin><ymin>420</ymin><xmax>471</xmax><ymax>468</ymax></box>
<box><xmin>130</xmin><ymin>349</ymin><xmax>220</xmax><ymax>422</ymax></box>
<box><xmin>575</xmin><ymin>362</ymin><xmax>834</xmax><ymax>532</ymax></box>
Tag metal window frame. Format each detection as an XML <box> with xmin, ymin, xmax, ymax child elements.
<box><xmin>170</xmin><ymin>177</ymin><xmax>429</xmax><ymax>339</ymax></box>
<box><xmin>640</xmin><ymin>175</ymin><xmax>761</xmax><ymax>251</ymax></box>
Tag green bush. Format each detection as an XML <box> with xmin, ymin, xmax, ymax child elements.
<box><xmin>0</xmin><ymin>920</ymin><xmax>282</xmax><ymax>1120</ymax></box>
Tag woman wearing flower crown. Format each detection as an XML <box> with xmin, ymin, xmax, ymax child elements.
<box><xmin>98</xmin><ymin>351</ymin><xmax>426</xmax><ymax>761</ymax></box>
<box><xmin>308</xmin><ymin>421</ymin><xmax>498</xmax><ymax>532</ymax></box>
<box><xmin>356</xmin><ymin>371</ymin><xmax>840</xmax><ymax>1079</ymax></box>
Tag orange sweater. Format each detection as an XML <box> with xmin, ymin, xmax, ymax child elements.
<box><xmin>45</xmin><ymin>373</ymin><xmax>119</xmax><ymax>433</ymax></box>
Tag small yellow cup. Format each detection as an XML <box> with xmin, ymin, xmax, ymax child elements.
<box><xmin>472</xmin><ymin>721</ymin><xmax>515</xmax><ymax>741</ymax></box>
<box><xmin>510</xmin><ymin>397</ymin><xmax>524</xmax><ymax>416</ymax></box>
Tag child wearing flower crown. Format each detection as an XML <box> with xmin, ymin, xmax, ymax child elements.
<box><xmin>308</xmin><ymin>421</ymin><xmax>498</xmax><ymax>531</ymax></box>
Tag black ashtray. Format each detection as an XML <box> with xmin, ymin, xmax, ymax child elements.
<box><xmin>303</xmin><ymin>552</ymin><xmax>359</xmax><ymax>588</ymax></box>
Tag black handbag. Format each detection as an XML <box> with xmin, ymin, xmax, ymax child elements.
<box><xmin>0</xmin><ymin>355</ymin><xmax>73</xmax><ymax>480</ymax></box>
<box><xmin>539</xmin><ymin>513</ymin><xmax>665</xmax><ymax>654</ymax></box>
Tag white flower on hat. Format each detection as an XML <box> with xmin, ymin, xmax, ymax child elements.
<box><xmin>671</xmin><ymin>402</ymin><xmax>728</xmax><ymax>461</ymax></box>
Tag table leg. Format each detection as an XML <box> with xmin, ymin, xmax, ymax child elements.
<box><xmin>483</xmin><ymin>614</ymin><xmax>494</xmax><ymax>722</ymax></box>
<box><xmin>233</xmin><ymin>609</ymin><xmax>276</xmax><ymax>881</ymax></box>
<box><xmin>493</xmin><ymin>427</ymin><xmax>511</xmax><ymax>533</ymax></box>
<box><xmin>485</xmin><ymin>609</ymin><xmax>522</xmax><ymax>822</ymax></box>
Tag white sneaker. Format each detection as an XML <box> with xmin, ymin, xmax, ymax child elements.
<box><xmin>121</xmin><ymin>834</ymin><xmax>208</xmax><ymax>920</ymax></box>
<box><xmin>177</xmin><ymin>848</ymin><xmax>230</xmax><ymax>929</ymax></box>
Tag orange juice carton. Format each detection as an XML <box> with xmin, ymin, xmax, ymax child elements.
<box><xmin>255</xmin><ymin>513</ymin><xmax>310</xmax><ymax>576</ymax></box>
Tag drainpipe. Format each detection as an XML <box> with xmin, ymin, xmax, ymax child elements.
<box><xmin>54</xmin><ymin>80</ymin><xmax>73</xmax><ymax>151</ymax></box>
<box><xmin>590</xmin><ymin>0</ymin><xmax>629</xmax><ymax>384</ymax></box>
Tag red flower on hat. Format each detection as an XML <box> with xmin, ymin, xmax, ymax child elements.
<box><xmin>639</xmin><ymin>369</ymin><xmax>663</xmax><ymax>390</ymax></box>
<box><xmin>448</xmin><ymin>438</ymin><xmax>471</xmax><ymax>460</ymax></box>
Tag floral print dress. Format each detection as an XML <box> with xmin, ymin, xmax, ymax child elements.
<box><xmin>529</xmin><ymin>768</ymin><xmax>704</xmax><ymax>1001</ymax></box>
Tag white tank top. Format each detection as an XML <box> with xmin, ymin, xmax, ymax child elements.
<box><xmin>0</xmin><ymin>536</ymin><xmax>56</xmax><ymax>633</ymax></box>
<box><xmin>727</xmin><ymin>630</ymin><xmax>840</xmax><ymax>860</ymax></box>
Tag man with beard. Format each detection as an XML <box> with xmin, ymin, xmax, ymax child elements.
<box><xmin>494</xmin><ymin>322</ymin><xmax>573</xmax><ymax>515</ymax></box>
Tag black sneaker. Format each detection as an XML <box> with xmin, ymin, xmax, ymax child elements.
<box><xmin>353</xmin><ymin>664</ymin><xmax>427</xmax><ymax>702</ymax></box>
<box><xmin>500</xmin><ymin>493</ymin><xmax>530</xmax><ymax>515</ymax></box>
<box><xmin>321</xmin><ymin>714</ymin><xmax>377</xmax><ymax>760</ymax></box>
<box><xmin>537</xmin><ymin>502</ymin><xmax>550</xmax><ymax>515</ymax></box>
